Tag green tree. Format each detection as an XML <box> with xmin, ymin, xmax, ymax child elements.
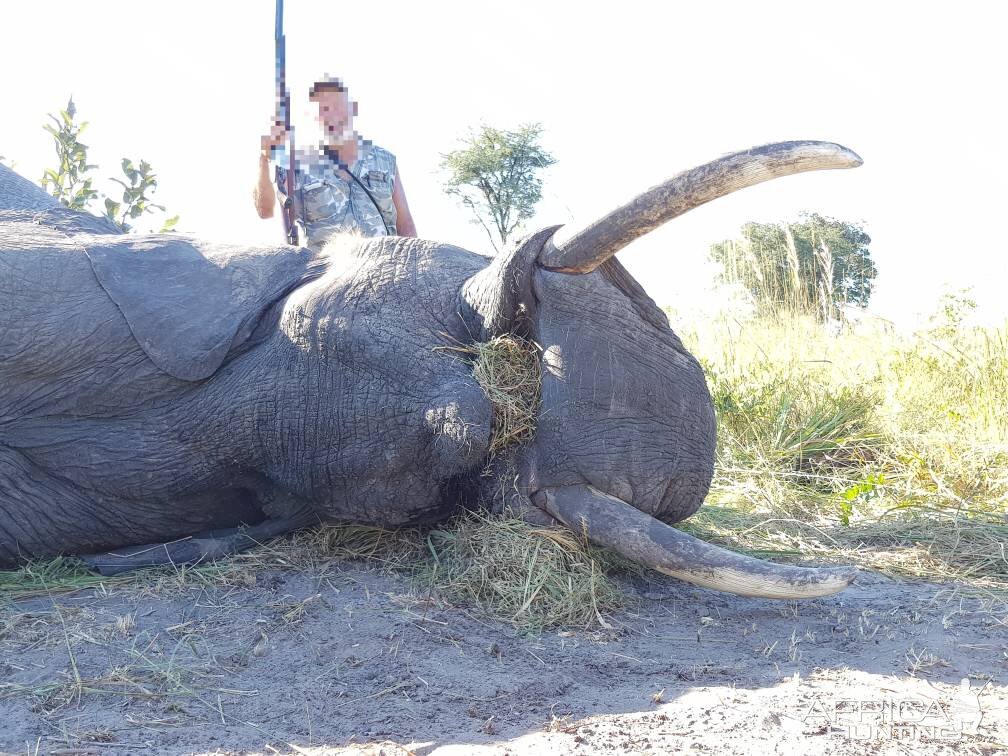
<box><xmin>40</xmin><ymin>98</ymin><xmax>179</xmax><ymax>233</ymax></box>
<box><xmin>441</xmin><ymin>123</ymin><xmax>555</xmax><ymax>252</ymax></box>
<box><xmin>929</xmin><ymin>287</ymin><xmax>977</xmax><ymax>333</ymax></box>
<box><xmin>40</xmin><ymin>97</ymin><xmax>99</xmax><ymax>211</ymax></box>
<box><xmin>103</xmin><ymin>158</ymin><xmax>178</xmax><ymax>233</ymax></box>
<box><xmin>709</xmin><ymin>214</ymin><xmax>877</xmax><ymax>320</ymax></box>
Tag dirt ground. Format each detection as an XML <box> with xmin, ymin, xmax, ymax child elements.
<box><xmin>1</xmin><ymin>563</ymin><xmax>1006</xmax><ymax>755</ymax></box>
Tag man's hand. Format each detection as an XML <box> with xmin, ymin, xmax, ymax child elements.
<box><xmin>260</xmin><ymin>119</ymin><xmax>289</xmax><ymax>156</ymax></box>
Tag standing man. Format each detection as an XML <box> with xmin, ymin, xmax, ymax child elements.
<box><xmin>254</xmin><ymin>76</ymin><xmax>417</xmax><ymax>249</ymax></box>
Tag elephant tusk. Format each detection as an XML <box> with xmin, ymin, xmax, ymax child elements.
<box><xmin>538</xmin><ymin>140</ymin><xmax>862</xmax><ymax>274</ymax></box>
<box><xmin>537</xmin><ymin>484</ymin><xmax>857</xmax><ymax>599</ymax></box>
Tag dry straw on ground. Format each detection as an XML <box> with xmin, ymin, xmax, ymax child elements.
<box><xmin>421</xmin><ymin>510</ymin><xmax>637</xmax><ymax>630</ymax></box>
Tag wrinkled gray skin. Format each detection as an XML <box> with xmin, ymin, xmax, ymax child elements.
<box><xmin>0</xmin><ymin>163</ymin><xmax>712</xmax><ymax>566</ymax></box>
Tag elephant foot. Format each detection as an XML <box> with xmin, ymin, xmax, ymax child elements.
<box><xmin>80</xmin><ymin>510</ymin><xmax>320</xmax><ymax>576</ymax></box>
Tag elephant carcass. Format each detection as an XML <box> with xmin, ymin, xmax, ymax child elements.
<box><xmin>0</xmin><ymin>141</ymin><xmax>861</xmax><ymax>598</ymax></box>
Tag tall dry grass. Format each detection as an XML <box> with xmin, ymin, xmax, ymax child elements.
<box><xmin>674</xmin><ymin>305</ymin><xmax>1008</xmax><ymax>592</ymax></box>
<box><xmin>714</xmin><ymin>221</ymin><xmax>851</xmax><ymax>320</ymax></box>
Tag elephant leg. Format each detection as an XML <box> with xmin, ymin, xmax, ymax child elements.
<box><xmin>79</xmin><ymin>509</ymin><xmax>321</xmax><ymax>576</ymax></box>
<box><xmin>0</xmin><ymin>442</ymin><xmax>130</xmax><ymax>565</ymax></box>
<box><xmin>0</xmin><ymin>443</ymin><xmax>320</xmax><ymax>571</ymax></box>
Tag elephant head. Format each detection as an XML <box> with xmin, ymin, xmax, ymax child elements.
<box><xmin>459</xmin><ymin>141</ymin><xmax>862</xmax><ymax>598</ymax></box>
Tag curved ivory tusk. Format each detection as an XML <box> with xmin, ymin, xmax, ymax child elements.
<box><xmin>537</xmin><ymin>484</ymin><xmax>856</xmax><ymax>599</ymax></box>
<box><xmin>538</xmin><ymin>141</ymin><xmax>863</xmax><ymax>274</ymax></box>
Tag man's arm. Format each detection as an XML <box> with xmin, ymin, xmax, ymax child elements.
<box><xmin>254</xmin><ymin>153</ymin><xmax>277</xmax><ymax>219</ymax></box>
<box><xmin>392</xmin><ymin>166</ymin><xmax>417</xmax><ymax>237</ymax></box>
<box><xmin>254</xmin><ymin>121</ymin><xmax>288</xmax><ymax>219</ymax></box>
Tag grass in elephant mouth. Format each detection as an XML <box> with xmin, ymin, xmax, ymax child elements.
<box><xmin>449</xmin><ymin>334</ymin><xmax>542</xmax><ymax>454</ymax></box>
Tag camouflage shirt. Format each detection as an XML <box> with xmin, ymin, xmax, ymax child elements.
<box><xmin>275</xmin><ymin>140</ymin><xmax>398</xmax><ymax>250</ymax></box>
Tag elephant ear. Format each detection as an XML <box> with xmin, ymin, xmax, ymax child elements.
<box><xmin>82</xmin><ymin>234</ymin><xmax>322</xmax><ymax>381</ymax></box>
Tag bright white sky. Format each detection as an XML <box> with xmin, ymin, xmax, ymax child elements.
<box><xmin>2</xmin><ymin>1</ymin><xmax>1005</xmax><ymax>325</ymax></box>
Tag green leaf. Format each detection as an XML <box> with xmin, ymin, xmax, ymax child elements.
<box><xmin>837</xmin><ymin>499</ymin><xmax>853</xmax><ymax>527</ymax></box>
<box><xmin>159</xmin><ymin>214</ymin><xmax>180</xmax><ymax>233</ymax></box>
<box><xmin>121</xmin><ymin>158</ymin><xmax>140</xmax><ymax>184</ymax></box>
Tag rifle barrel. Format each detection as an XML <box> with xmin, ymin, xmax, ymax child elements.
<box><xmin>274</xmin><ymin>0</ymin><xmax>297</xmax><ymax>245</ymax></box>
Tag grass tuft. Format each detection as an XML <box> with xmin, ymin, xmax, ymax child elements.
<box><xmin>420</xmin><ymin>510</ymin><xmax>631</xmax><ymax>630</ymax></box>
<box><xmin>456</xmin><ymin>334</ymin><xmax>542</xmax><ymax>453</ymax></box>
<box><xmin>0</xmin><ymin>557</ymin><xmax>128</xmax><ymax>601</ymax></box>
<box><xmin>231</xmin><ymin>523</ymin><xmax>424</xmax><ymax>573</ymax></box>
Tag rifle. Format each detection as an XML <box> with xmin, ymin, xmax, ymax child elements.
<box><xmin>275</xmin><ymin>0</ymin><xmax>298</xmax><ymax>245</ymax></box>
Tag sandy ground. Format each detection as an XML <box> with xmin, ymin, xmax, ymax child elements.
<box><xmin>1</xmin><ymin>563</ymin><xmax>1006</xmax><ymax>755</ymax></box>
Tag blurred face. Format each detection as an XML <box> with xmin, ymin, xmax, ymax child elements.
<box><xmin>312</xmin><ymin>88</ymin><xmax>356</xmax><ymax>145</ymax></box>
